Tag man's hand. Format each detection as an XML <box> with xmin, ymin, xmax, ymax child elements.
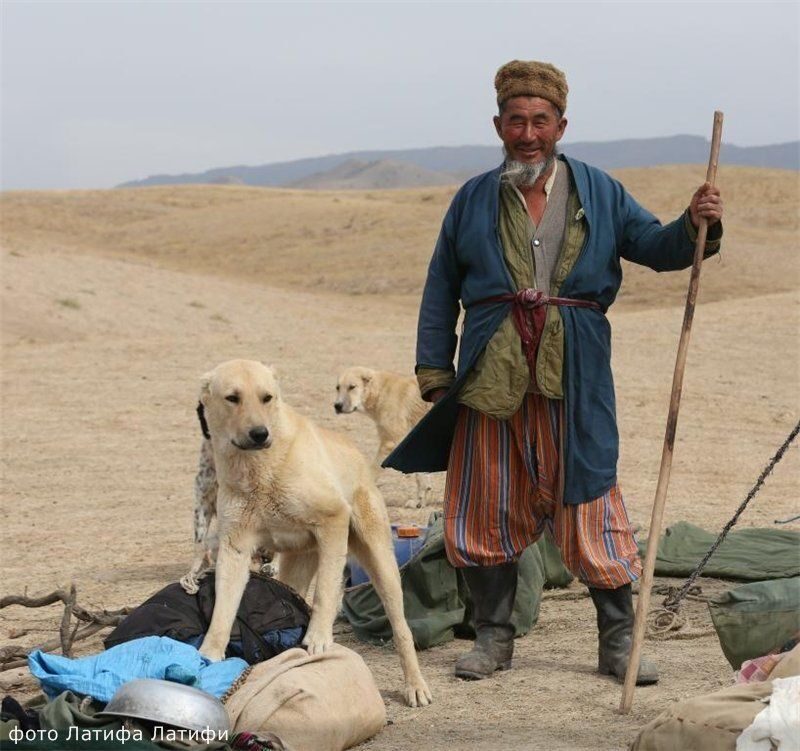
<box><xmin>427</xmin><ymin>388</ymin><xmax>448</xmax><ymax>403</ymax></box>
<box><xmin>689</xmin><ymin>182</ymin><xmax>723</xmax><ymax>230</ymax></box>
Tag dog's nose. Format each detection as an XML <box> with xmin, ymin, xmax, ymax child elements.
<box><xmin>334</xmin><ymin>403</ymin><xmax>343</xmax><ymax>413</ymax></box>
<box><xmin>249</xmin><ymin>426</ymin><xmax>270</xmax><ymax>445</ymax></box>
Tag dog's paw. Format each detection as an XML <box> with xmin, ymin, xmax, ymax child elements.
<box><xmin>179</xmin><ymin>574</ymin><xmax>200</xmax><ymax>595</ymax></box>
<box><xmin>259</xmin><ymin>561</ymin><xmax>277</xmax><ymax>578</ymax></box>
<box><xmin>404</xmin><ymin>676</ymin><xmax>433</xmax><ymax>707</ymax></box>
<box><xmin>198</xmin><ymin>640</ymin><xmax>226</xmax><ymax>663</ymax></box>
<box><xmin>302</xmin><ymin>627</ymin><xmax>334</xmax><ymax>656</ymax></box>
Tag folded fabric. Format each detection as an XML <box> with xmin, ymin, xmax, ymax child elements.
<box><xmin>737</xmin><ymin>652</ymin><xmax>790</xmax><ymax>685</ymax></box>
<box><xmin>737</xmin><ymin>676</ymin><xmax>800</xmax><ymax>751</ymax></box>
<box><xmin>28</xmin><ymin>636</ymin><xmax>247</xmax><ymax>703</ymax></box>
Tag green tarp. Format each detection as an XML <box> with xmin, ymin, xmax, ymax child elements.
<box><xmin>342</xmin><ymin>514</ymin><xmax>573</xmax><ymax>649</ymax></box>
<box><xmin>638</xmin><ymin>521</ymin><xmax>800</xmax><ymax>581</ymax></box>
<box><xmin>636</xmin><ymin>521</ymin><xmax>800</xmax><ymax>670</ymax></box>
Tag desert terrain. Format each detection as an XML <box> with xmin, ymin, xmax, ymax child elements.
<box><xmin>1</xmin><ymin>165</ymin><xmax>798</xmax><ymax>750</ymax></box>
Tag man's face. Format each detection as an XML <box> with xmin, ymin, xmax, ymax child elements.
<box><xmin>493</xmin><ymin>96</ymin><xmax>567</xmax><ymax>166</ymax></box>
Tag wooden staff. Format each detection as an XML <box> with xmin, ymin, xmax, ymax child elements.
<box><xmin>619</xmin><ymin>111</ymin><xmax>724</xmax><ymax>714</ymax></box>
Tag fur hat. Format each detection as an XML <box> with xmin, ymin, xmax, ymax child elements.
<box><xmin>494</xmin><ymin>60</ymin><xmax>568</xmax><ymax>113</ymax></box>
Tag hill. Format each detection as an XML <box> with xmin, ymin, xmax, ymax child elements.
<box><xmin>288</xmin><ymin>158</ymin><xmax>456</xmax><ymax>189</ymax></box>
<box><xmin>6</xmin><ymin>165</ymin><xmax>797</xmax><ymax>305</ymax></box>
<box><xmin>118</xmin><ymin>136</ymin><xmax>800</xmax><ymax>189</ymax></box>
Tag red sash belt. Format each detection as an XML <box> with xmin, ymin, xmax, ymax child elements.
<box><xmin>473</xmin><ymin>288</ymin><xmax>602</xmax><ymax>378</ymax></box>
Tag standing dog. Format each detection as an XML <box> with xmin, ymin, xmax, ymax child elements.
<box><xmin>334</xmin><ymin>367</ymin><xmax>433</xmax><ymax>508</ymax></box>
<box><xmin>195</xmin><ymin>359</ymin><xmax>432</xmax><ymax>707</ymax></box>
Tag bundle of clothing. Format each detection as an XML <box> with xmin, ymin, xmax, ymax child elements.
<box><xmin>2</xmin><ymin>573</ymin><xmax>386</xmax><ymax>751</ymax></box>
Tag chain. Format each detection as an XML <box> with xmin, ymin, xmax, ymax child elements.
<box><xmin>662</xmin><ymin>420</ymin><xmax>799</xmax><ymax>613</ymax></box>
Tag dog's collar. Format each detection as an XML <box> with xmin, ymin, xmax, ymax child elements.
<box><xmin>196</xmin><ymin>402</ymin><xmax>211</xmax><ymax>440</ymax></box>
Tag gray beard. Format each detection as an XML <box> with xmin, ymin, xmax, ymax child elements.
<box><xmin>501</xmin><ymin>151</ymin><xmax>556</xmax><ymax>187</ymax></box>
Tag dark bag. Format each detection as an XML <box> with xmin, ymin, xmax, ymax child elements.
<box><xmin>104</xmin><ymin>572</ymin><xmax>310</xmax><ymax>664</ymax></box>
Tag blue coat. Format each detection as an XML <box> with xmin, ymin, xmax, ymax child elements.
<box><xmin>384</xmin><ymin>155</ymin><xmax>717</xmax><ymax>504</ymax></box>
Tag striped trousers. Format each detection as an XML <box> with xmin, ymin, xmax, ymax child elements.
<box><xmin>443</xmin><ymin>393</ymin><xmax>642</xmax><ymax>589</ymax></box>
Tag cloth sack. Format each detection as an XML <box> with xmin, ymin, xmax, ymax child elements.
<box><xmin>224</xmin><ymin>645</ymin><xmax>385</xmax><ymax>751</ymax></box>
<box><xmin>708</xmin><ymin>578</ymin><xmax>800</xmax><ymax>670</ymax></box>
<box><xmin>342</xmin><ymin>514</ymin><xmax>463</xmax><ymax>648</ymax></box>
<box><xmin>104</xmin><ymin>573</ymin><xmax>310</xmax><ymax>665</ymax></box>
<box><xmin>342</xmin><ymin>513</ymin><xmax>571</xmax><ymax>648</ymax></box>
<box><xmin>629</xmin><ymin>645</ymin><xmax>800</xmax><ymax>751</ymax></box>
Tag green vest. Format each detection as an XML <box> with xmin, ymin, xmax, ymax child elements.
<box><xmin>456</xmin><ymin>171</ymin><xmax>587</xmax><ymax>419</ymax></box>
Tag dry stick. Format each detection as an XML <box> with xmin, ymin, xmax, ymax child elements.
<box><xmin>0</xmin><ymin>587</ymin><xmax>133</xmax><ymax>671</ymax></box>
<box><xmin>619</xmin><ymin>111</ymin><xmax>724</xmax><ymax>714</ymax></box>
<box><xmin>0</xmin><ymin>591</ymin><xmax>69</xmax><ymax>609</ymax></box>
<box><xmin>0</xmin><ymin>623</ymin><xmax>107</xmax><ymax>672</ymax></box>
<box><xmin>59</xmin><ymin>583</ymin><xmax>77</xmax><ymax>658</ymax></box>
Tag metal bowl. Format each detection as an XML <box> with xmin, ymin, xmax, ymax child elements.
<box><xmin>97</xmin><ymin>679</ymin><xmax>230</xmax><ymax>737</ymax></box>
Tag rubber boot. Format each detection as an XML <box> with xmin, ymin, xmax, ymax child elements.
<box><xmin>454</xmin><ymin>562</ymin><xmax>518</xmax><ymax>680</ymax></box>
<box><xmin>589</xmin><ymin>584</ymin><xmax>659</xmax><ymax>685</ymax></box>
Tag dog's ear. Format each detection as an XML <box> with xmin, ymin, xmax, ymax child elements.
<box><xmin>196</xmin><ymin>402</ymin><xmax>211</xmax><ymax>440</ymax></box>
<box><xmin>199</xmin><ymin>370</ymin><xmax>213</xmax><ymax>404</ymax></box>
<box><xmin>260</xmin><ymin>362</ymin><xmax>282</xmax><ymax>398</ymax></box>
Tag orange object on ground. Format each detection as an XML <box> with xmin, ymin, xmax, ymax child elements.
<box><xmin>396</xmin><ymin>526</ymin><xmax>422</xmax><ymax>538</ymax></box>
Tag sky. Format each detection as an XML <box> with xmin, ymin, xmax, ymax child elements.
<box><xmin>1</xmin><ymin>1</ymin><xmax>798</xmax><ymax>190</ymax></box>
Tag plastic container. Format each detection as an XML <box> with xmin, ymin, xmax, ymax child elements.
<box><xmin>346</xmin><ymin>525</ymin><xmax>428</xmax><ymax>587</ymax></box>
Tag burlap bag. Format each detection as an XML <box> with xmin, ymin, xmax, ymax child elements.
<box><xmin>629</xmin><ymin>645</ymin><xmax>800</xmax><ymax>751</ymax></box>
<box><xmin>224</xmin><ymin>644</ymin><xmax>386</xmax><ymax>751</ymax></box>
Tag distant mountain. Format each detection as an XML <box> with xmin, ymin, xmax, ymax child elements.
<box><xmin>288</xmin><ymin>158</ymin><xmax>457</xmax><ymax>189</ymax></box>
<box><xmin>118</xmin><ymin>135</ymin><xmax>799</xmax><ymax>189</ymax></box>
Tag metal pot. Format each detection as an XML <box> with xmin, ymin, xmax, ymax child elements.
<box><xmin>97</xmin><ymin>678</ymin><xmax>230</xmax><ymax>737</ymax></box>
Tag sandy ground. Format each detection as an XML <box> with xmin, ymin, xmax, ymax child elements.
<box><xmin>1</xmin><ymin>166</ymin><xmax>798</xmax><ymax>750</ymax></box>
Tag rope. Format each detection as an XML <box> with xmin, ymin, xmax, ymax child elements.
<box><xmin>646</xmin><ymin>420</ymin><xmax>799</xmax><ymax>637</ymax></box>
<box><xmin>221</xmin><ymin>664</ymin><xmax>255</xmax><ymax>705</ymax></box>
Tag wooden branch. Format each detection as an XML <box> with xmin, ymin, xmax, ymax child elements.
<box><xmin>619</xmin><ymin>111</ymin><xmax>724</xmax><ymax>714</ymax></box>
<box><xmin>0</xmin><ymin>591</ymin><xmax>70</xmax><ymax>609</ymax></box>
<box><xmin>72</xmin><ymin>605</ymin><xmax>133</xmax><ymax>625</ymax></box>
<box><xmin>0</xmin><ymin>585</ymin><xmax>133</xmax><ymax>671</ymax></box>
<box><xmin>0</xmin><ymin>646</ymin><xmax>27</xmax><ymax>663</ymax></box>
<box><xmin>0</xmin><ymin>623</ymin><xmax>107</xmax><ymax>672</ymax></box>
<box><xmin>59</xmin><ymin>583</ymin><xmax>77</xmax><ymax>658</ymax></box>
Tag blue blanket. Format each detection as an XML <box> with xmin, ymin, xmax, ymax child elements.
<box><xmin>28</xmin><ymin>636</ymin><xmax>247</xmax><ymax>702</ymax></box>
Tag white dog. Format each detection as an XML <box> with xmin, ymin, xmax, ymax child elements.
<box><xmin>195</xmin><ymin>359</ymin><xmax>432</xmax><ymax>707</ymax></box>
<box><xmin>179</xmin><ymin>439</ymin><xmax>275</xmax><ymax>596</ymax></box>
<box><xmin>334</xmin><ymin>367</ymin><xmax>433</xmax><ymax>508</ymax></box>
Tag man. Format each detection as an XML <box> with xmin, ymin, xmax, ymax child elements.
<box><xmin>384</xmin><ymin>60</ymin><xmax>723</xmax><ymax>684</ymax></box>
